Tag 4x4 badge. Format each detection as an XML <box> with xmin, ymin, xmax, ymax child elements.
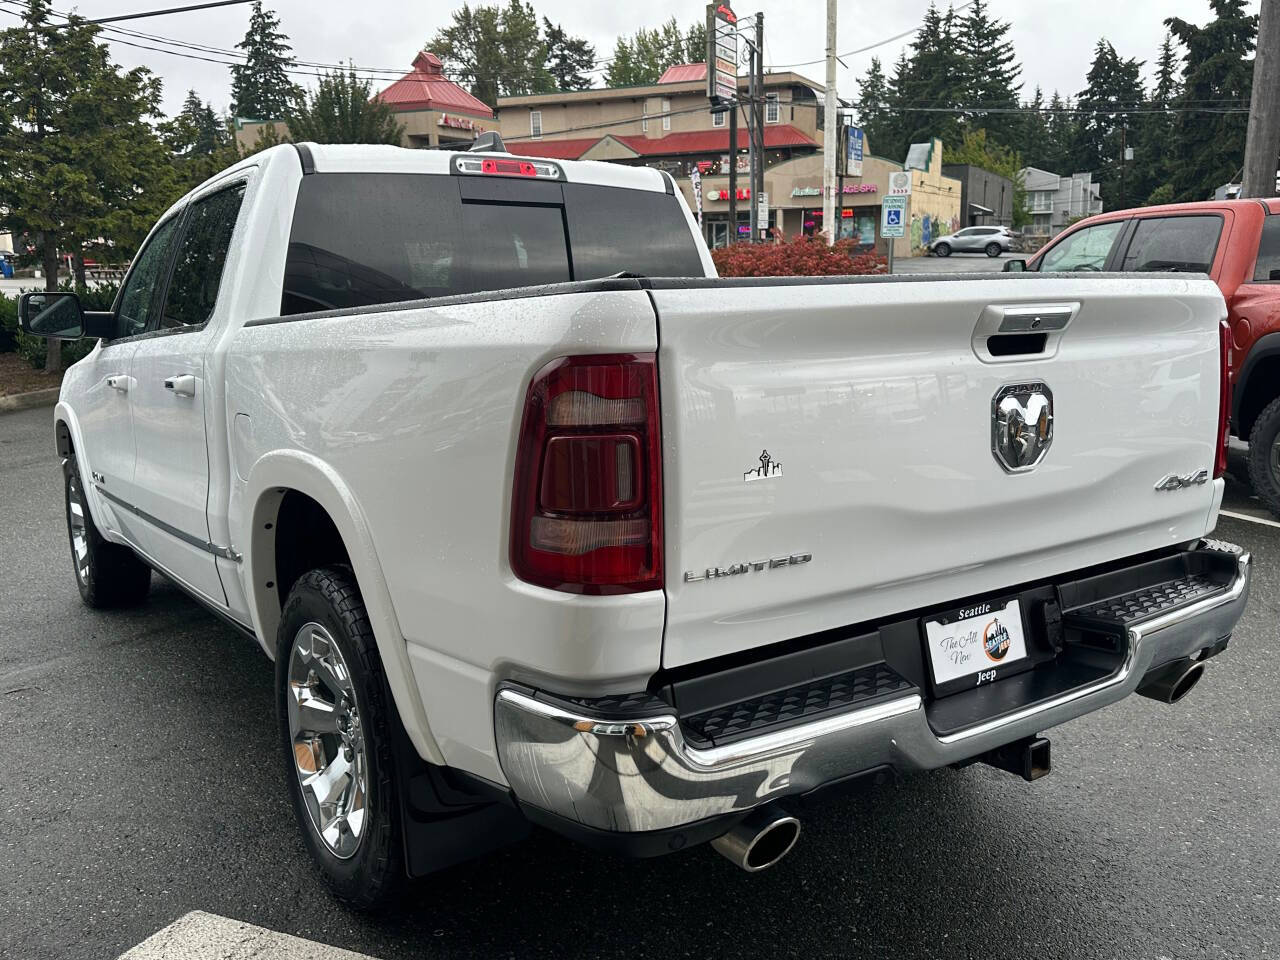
<box><xmin>1154</xmin><ymin>469</ymin><xmax>1209</xmax><ymax>491</ymax></box>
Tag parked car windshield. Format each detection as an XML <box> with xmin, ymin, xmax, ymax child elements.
<box><xmin>280</xmin><ymin>172</ymin><xmax>704</xmax><ymax>315</ymax></box>
<box><xmin>1038</xmin><ymin>220</ymin><xmax>1125</xmax><ymax>271</ymax></box>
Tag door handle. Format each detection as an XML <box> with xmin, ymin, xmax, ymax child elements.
<box><xmin>164</xmin><ymin>374</ymin><xmax>197</xmax><ymax>398</ymax></box>
<box><xmin>105</xmin><ymin>375</ymin><xmax>130</xmax><ymax>393</ymax></box>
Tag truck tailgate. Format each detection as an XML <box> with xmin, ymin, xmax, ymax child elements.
<box><xmin>653</xmin><ymin>274</ymin><xmax>1226</xmax><ymax>668</ymax></box>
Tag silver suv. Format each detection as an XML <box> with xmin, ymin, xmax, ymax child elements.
<box><xmin>929</xmin><ymin>225</ymin><xmax>1019</xmax><ymax>257</ymax></box>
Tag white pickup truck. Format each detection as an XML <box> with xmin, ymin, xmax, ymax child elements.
<box><xmin>21</xmin><ymin>141</ymin><xmax>1251</xmax><ymax>907</ymax></box>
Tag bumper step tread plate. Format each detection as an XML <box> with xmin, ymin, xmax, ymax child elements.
<box><xmin>680</xmin><ymin>661</ymin><xmax>916</xmax><ymax>747</ymax></box>
<box><xmin>1064</xmin><ymin>573</ymin><xmax>1226</xmax><ymax>630</ymax></box>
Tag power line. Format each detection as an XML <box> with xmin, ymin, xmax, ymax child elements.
<box><xmin>90</xmin><ymin>0</ymin><xmax>254</xmax><ymax>24</ymax></box>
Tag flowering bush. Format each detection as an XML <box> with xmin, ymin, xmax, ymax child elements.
<box><xmin>710</xmin><ymin>234</ymin><xmax>889</xmax><ymax>278</ymax></box>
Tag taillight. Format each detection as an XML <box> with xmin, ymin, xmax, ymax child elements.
<box><xmin>510</xmin><ymin>354</ymin><xmax>663</xmax><ymax>595</ymax></box>
<box><xmin>1215</xmin><ymin>318</ymin><xmax>1232</xmax><ymax>478</ymax></box>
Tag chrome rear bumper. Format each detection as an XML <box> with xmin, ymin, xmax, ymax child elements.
<box><xmin>494</xmin><ymin>550</ymin><xmax>1250</xmax><ymax>834</ymax></box>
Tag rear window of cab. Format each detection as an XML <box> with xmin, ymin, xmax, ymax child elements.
<box><xmin>280</xmin><ymin>172</ymin><xmax>704</xmax><ymax>315</ymax></box>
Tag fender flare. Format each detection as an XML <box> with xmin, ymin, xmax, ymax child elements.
<box><xmin>241</xmin><ymin>450</ymin><xmax>444</xmax><ymax>766</ymax></box>
<box><xmin>52</xmin><ymin>401</ymin><xmax>124</xmax><ymax>543</ymax></box>
<box><xmin>1233</xmin><ymin>331</ymin><xmax>1280</xmax><ymax>435</ymax></box>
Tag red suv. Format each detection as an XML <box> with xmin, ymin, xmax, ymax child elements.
<box><xmin>1019</xmin><ymin>199</ymin><xmax>1280</xmax><ymax>515</ymax></box>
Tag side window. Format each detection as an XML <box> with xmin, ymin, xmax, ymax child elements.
<box><xmin>115</xmin><ymin>217</ymin><xmax>181</xmax><ymax>337</ymax></box>
<box><xmin>159</xmin><ymin>184</ymin><xmax>247</xmax><ymax>329</ymax></box>
<box><xmin>1039</xmin><ymin>221</ymin><xmax>1125</xmax><ymax>272</ymax></box>
<box><xmin>1120</xmin><ymin>215</ymin><xmax>1222</xmax><ymax>274</ymax></box>
<box><xmin>1254</xmin><ymin>216</ymin><xmax>1280</xmax><ymax>281</ymax></box>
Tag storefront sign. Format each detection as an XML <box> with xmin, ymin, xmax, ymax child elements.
<box><xmin>843</xmin><ymin>183</ymin><xmax>877</xmax><ymax>194</ymax></box>
<box><xmin>709</xmin><ymin>188</ymin><xmax>751</xmax><ymax>201</ymax></box>
<box><xmin>438</xmin><ymin>113</ymin><xmax>477</xmax><ymax>131</ymax></box>
<box><xmin>791</xmin><ymin>186</ymin><xmax>821</xmax><ymax>197</ymax></box>
<box><xmin>844</xmin><ymin>126</ymin><xmax>864</xmax><ymax>178</ymax></box>
<box><xmin>706</xmin><ymin>3</ymin><xmax>739</xmax><ymax>104</ymax></box>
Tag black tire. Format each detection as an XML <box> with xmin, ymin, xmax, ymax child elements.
<box><xmin>64</xmin><ymin>452</ymin><xmax>151</xmax><ymax>608</ymax></box>
<box><xmin>1247</xmin><ymin>396</ymin><xmax>1280</xmax><ymax>518</ymax></box>
<box><xmin>934</xmin><ymin>242</ymin><xmax>951</xmax><ymax>257</ymax></box>
<box><xmin>985</xmin><ymin>242</ymin><xmax>1002</xmax><ymax>257</ymax></box>
<box><xmin>277</xmin><ymin>566</ymin><xmax>405</xmax><ymax>911</ymax></box>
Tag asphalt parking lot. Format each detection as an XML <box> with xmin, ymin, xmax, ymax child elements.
<box><xmin>891</xmin><ymin>250</ymin><xmax>1025</xmax><ymax>273</ymax></box>
<box><xmin>3</xmin><ymin>404</ymin><xmax>1279</xmax><ymax>960</ymax></box>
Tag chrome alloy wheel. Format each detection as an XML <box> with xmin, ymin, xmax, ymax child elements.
<box><xmin>67</xmin><ymin>471</ymin><xmax>89</xmax><ymax>585</ymax></box>
<box><xmin>287</xmin><ymin>622</ymin><xmax>368</xmax><ymax>859</ymax></box>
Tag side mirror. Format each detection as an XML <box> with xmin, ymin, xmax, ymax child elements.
<box><xmin>1002</xmin><ymin>259</ymin><xmax>1028</xmax><ymax>273</ymax></box>
<box><xmin>19</xmin><ymin>291</ymin><xmax>85</xmax><ymax>339</ymax></box>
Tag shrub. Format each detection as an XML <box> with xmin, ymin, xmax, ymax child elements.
<box><xmin>711</xmin><ymin>234</ymin><xmax>889</xmax><ymax>278</ymax></box>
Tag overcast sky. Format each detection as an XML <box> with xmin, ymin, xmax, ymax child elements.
<box><xmin>31</xmin><ymin>0</ymin><xmax>1262</xmax><ymax>118</ymax></box>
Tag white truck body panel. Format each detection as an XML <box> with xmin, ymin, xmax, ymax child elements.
<box><xmin>654</xmin><ymin>276</ymin><xmax>1227</xmax><ymax>667</ymax></box>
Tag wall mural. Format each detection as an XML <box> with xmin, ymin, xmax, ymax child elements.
<box><xmin>910</xmin><ymin>212</ymin><xmax>961</xmax><ymax>253</ymax></box>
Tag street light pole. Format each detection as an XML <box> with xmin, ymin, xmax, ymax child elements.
<box><xmin>822</xmin><ymin>0</ymin><xmax>838</xmax><ymax>245</ymax></box>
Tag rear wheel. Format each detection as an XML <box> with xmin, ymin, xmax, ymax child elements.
<box><xmin>985</xmin><ymin>242</ymin><xmax>1002</xmax><ymax>257</ymax></box>
<box><xmin>1247</xmin><ymin>397</ymin><xmax>1280</xmax><ymax>518</ymax></box>
<box><xmin>277</xmin><ymin>566</ymin><xmax>405</xmax><ymax>910</ymax></box>
<box><xmin>934</xmin><ymin>242</ymin><xmax>951</xmax><ymax>257</ymax></box>
<box><xmin>64</xmin><ymin>453</ymin><xmax>151</xmax><ymax>608</ymax></box>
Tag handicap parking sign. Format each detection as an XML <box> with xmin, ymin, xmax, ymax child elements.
<box><xmin>881</xmin><ymin>195</ymin><xmax>907</xmax><ymax>239</ymax></box>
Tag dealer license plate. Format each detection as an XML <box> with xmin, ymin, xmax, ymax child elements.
<box><xmin>923</xmin><ymin>596</ymin><xmax>1029</xmax><ymax>692</ymax></box>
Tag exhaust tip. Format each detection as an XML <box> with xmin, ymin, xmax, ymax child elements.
<box><xmin>711</xmin><ymin>811</ymin><xmax>801</xmax><ymax>873</ymax></box>
<box><xmin>1137</xmin><ymin>658</ymin><xmax>1205</xmax><ymax>705</ymax></box>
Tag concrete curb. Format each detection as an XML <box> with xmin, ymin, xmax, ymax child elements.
<box><xmin>0</xmin><ymin>387</ymin><xmax>59</xmax><ymax>413</ymax></box>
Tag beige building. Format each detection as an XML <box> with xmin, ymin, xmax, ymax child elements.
<box><xmin>497</xmin><ymin>63</ymin><xmax>826</xmax><ymax>171</ymax></box>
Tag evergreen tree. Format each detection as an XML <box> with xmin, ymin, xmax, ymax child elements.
<box><xmin>856</xmin><ymin>57</ymin><xmax>899</xmax><ymax>160</ymax></box>
<box><xmin>1017</xmin><ymin>86</ymin><xmax>1050</xmax><ymax>169</ymax></box>
<box><xmin>0</xmin><ymin>0</ymin><xmax>175</xmax><ymax>369</ymax></box>
<box><xmin>1164</xmin><ymin>0</ymin><xmax>1256</xmax><ymax>202</ymax></box>
<box><xmin>957</xmin><ymin>0</ymin><xmax>1022</xmax><ymax>146</ymax></box>
<box><xmin>1041</xmin><ymin>91</ymin><xmax>1078</xmax><ymax>174</ymax></box>
<box><xmin>1072</xmin><ymin>39</ymin><xmax>1145</xmax><ymax>208</ymax></box>
<box><xmin>230</xmin><ymin>2</ymin><xmax>297</xmax><ymax>119</ymax></box>
<box><xmin>1130</xmin><ymin>33</ymin><xmax>1182</xmax><ymax>204</ymax></box>
<box><xmin>164</xmin><ymin>89</ymin><xmax>239</xmax><ymax>192</ymax></box>
<box><xmin>542</xmin><ymin>18</ymin><xmax>594</xmax><ymax>91</ymax></box>
<box><xmin>288</xmin><ymin>66</ymin><xmax>405</xmax><ymax>144</ymax></box>
<box><xmin>894</xmin><ymin>3</ymin><xmax>964</xmax><ymax>152</ymax></box>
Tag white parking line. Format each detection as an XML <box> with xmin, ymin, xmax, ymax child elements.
<box><xmin>1220</xmin><ymin>508</ymin><xmax>1280</xmax><ymax>529</ymax></box>
<box><xmin>118</xmin><ymin>911</ymin><xmax>382</xmax><ymax>960</ymax></box>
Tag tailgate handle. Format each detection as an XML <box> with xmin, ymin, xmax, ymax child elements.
<box><xmin>987</xmin><ymin>333</ymin><xmax>1049</xmax><ymax>357</ymax></box>
<box><xmin>996</xmin><ymin>308</ymin><xmax>1073</xmax><ymax>333</ymax></box>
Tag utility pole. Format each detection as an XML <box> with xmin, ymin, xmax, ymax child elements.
<box><xmin>1244</xmin><ymin>0</ymin><xmax>1280</xmax><ymax>197</ymax></box>
<box><xmin>747</xmin><ymin>33</ymin><xmax>758</xmax><ymax>240</ymax></box>
<box><xmin>728</xmin><ymin>105</ymin><xmax>738</xmax><ymax>246</ymax></box>
<box><xmin>822</xmin><ymin>0</ymin><xmax>838</xmax><ymax>245</ymax></box>
<box><xmin>747</xmin><ymin>12</ymin><xmax>757</xmax><ymax>240</ymax></box>
<box><xmin>1120</xmin><ymin>121</ymin><xmax>1126</xmax><ymax>208</ymax></box>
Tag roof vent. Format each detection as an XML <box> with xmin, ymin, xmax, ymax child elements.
<box><xmin>412</xmin><ymin>51</ymin><xmax>444</xmax><ymax>75</ymax></box>
<box><xmin>469</xmin><ymin>131</ymin><xmax>507</xmax><ymax>153</ymax></box>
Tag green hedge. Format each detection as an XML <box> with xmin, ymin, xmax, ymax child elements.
<box><xmin>0</xmin><ymin>281</ymin><xmax>119</xmax><ymax>369</ymax></box>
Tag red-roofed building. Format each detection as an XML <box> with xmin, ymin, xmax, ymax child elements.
<box><xmin>233</xmin><ymin>50</ymin><xmax>500</xmax><ymax>152</ymax></box>
<box><xmin>374</xmin><ymin>51</ymin><xmax>500</xmax><ymax>149</ymax></box>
